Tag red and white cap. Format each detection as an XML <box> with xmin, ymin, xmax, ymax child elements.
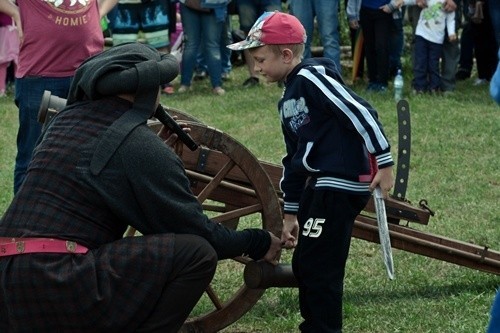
<box><xmin>227</xmin><ymin>11</ymin><xmax>307</xmax><ymax>51</ymax></box>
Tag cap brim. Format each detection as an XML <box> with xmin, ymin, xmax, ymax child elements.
<box><xmin>227</xmin><ymin>39</ymin><xmax>264</xmax><ymax>51</ymax></box>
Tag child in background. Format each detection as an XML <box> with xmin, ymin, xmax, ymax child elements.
<box><xmin>228</xmin><ymin>11</ymin><xmax>395</xmax><ymax>333</ymax></box>
<box><xmin>169</xmin><ymin>3</ymin><xmax>183</xmax><ymax>64</ymax></box>
<box><xmin>405</xmin><ymin>0</ymin><xmax>457</xmax><ymax>93</ymax></box>
<box><xmin>0</xmin><ymin>11</ymin><xmax>19</xmax><ymax>97</ymax></box>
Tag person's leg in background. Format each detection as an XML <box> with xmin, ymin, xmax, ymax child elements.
<box><xmin>372</xmin><ymin>11</ymin><xmax>392</xmax><ymax>89</ymax></box>
<box><xmin>221</xmin><ymin>14</ymin><xmax>232</xmax><ymax>80</ymax></box>
<box><xmin>197</xmin><ymin>18</ymin><xmax>232</xmax><ymax>81</ymax></box>
<box><xmin>440</xmin><ymin>39</ymin><xmax>460</xmax><ymax>92</ymax></box>
<box><xmin>199</xmin><ymin>11</ymin><xmax>225</xmax><ymax>95</ymax></box>
<box><xmin>314</xmin><ymin>0</ymin><xmax>341</xmax><ymax>71</ymax></box>
<box><xmin>360</xmin><ymin>7</ymin><xmax>391</xmax><ymax>91</ymax></box>
<box><xmin>406</xmin><ymin>5</ymin><xmax>422</xmax><ymax>90</ymax></box>
<box><xmin>389</xmin><ymin>10</ymin><xmax>404</xmax><ymax>78</ymax></box>
<box><xmin>288</xmin><ymin>0</ymin><xmax>314</xmax><ymax>60</ymax></box>
<box><xmin>440</xmin><ymin>37</ymin><xmax>460</xmax><ymax>92</ymax></box>
<box><xmin>456</xmin><ymin>0</ymin><xmax>474</xmax><ymax>80</ymax></box>
<box><xmin>440</xmin><ymin>2</ymin><xmax>460</xmax><ymax>93</ymax></box>
<box><xmin>471</xmin><ymin>0</ymin><xmax>498</xmax><ymax>84</ymax></box>
<box><xmin>237</xmin><ymin>0</ymin><xmax>281</xmax><ymax>87</ymax></box>
<box><xmin>13</xmin><ymin>76</ymin><xmax>72</xmax><ymax>193</ymax></box>
<box><xmin>412</xmin><ymin>36</ymin><xmax>429</xmax><ymax>93</ymax></box>
<box><xmin>429</xmin><ymin>41</ymin><xmax>444</xmax><ymax>92</ymax></box>
<box><xmin>179</xmin><ymin>5</ymin><xmax>202</xmax><ymax>92</ymax></box>
<box><xmin>456</xmin><ymin>20</ymin><xmax>474</xmax><ymax>80</ymax></box>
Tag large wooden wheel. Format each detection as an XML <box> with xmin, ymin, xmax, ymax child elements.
<box><xmin>150</xmin><ymin>109</ymin><xmax>283</xmax><ymax>332</ymax></box>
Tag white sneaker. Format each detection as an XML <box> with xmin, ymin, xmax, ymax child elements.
<box><xmin>177</xmin><ymin>85</ymin><xmax>191</xmax><ymax>93</ymax></box>
<box><xmin>213</xmin><ymin>87</ymin><xmax>225</xmax><ymax>96</ymax></box>
<box><xmin>473</xmin><ymin>78</ymin><xmax>488</xmax><ymax>86</ymax></box>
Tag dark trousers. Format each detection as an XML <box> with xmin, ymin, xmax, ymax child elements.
<box><xmin>471</xmin><ymin>1</ymin><xmax>498</xmax><ymax>81</ymax></box>
<box><xmin>458</xmin><ymin>20</ymin><xmax>474</xmax><ymax>73</ymax></box>
<box><xmin>359</xmin><ymin>7</ymin><xmax>392</xmax><ymax>86</ymax></box>
<box><xmin>292</xmin><ymin>187</ymin><xmax>369</xmax><ymax>333</ymax></box>
<box><xmin>413</xmin><ymin>36</ymin><xmax>443</xmax><ymax>92</ymax></box>
<box><xmin>136</xmin><ymin>234</ymin><xmax>217</xmax><ymax>333</ymax></box>
<box><xmin>389</xmin><ymin>17</ymin><xmax>404</xmax><ymax>77</ymax></box>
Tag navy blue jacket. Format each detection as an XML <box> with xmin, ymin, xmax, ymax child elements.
<box><xmin>279</xmin><ymin>58</ymin><xmax>394</xmax><ymax>214</ymax></box>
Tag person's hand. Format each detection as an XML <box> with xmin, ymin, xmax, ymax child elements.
<box><xmin>281</xmin><ymin>213</ymin><xmax>299</xmax><ymax>249</ymax></box>
<box><xmin>157</xmin><ymin>117</ymin><xmax>191</xmax><ymax>154</ymax></box>
<box><xmin>262</xmin><ymin>232</ymin><xmax>283</xmax><ymax>266</ymax></box>
<box><xmin>349</xmin><ymin>19</ymin><xmax>360</xmax><ymax>30</ymax></box>
<box><xmin>448</xmin><ymin>34</ymin><xmax>457</xmax><ymax>42</ymax></box>
<box><xmin>394</xmin><ymin>0</ymin><xmax>405</xmax><ymax>8</ymax></box>
<box><xmin>369</xmin><ymin>166</ymin><xmax>394</xmax><ymax>199</ymax></box>
<box><xmin>416</xmin><ymin>0</ymin><xmax>427</xmax><ymax>8</ymax></box>
<box><xmin>380</xmin><ymin>4</ymin><xmax>392</xmax><ymax>13</ymax></box>
<box><xmin>443</xmin><ymin>0</ymin><xmax>457</xmax><ymax>12</ymax></box>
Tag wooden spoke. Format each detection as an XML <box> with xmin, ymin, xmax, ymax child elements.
<box><xmin>196</xmin><ymin>159</ymin><xmax>236</xmax><ymax>203</ymax></box>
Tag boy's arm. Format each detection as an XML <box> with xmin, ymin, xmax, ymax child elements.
<box><xmin>279</xmin><ymin>125</ymin><xmax>307</xmax><ymax>216</ymax></box>
<box><xmin>338</xmin><ymin>87</ymin><xmax>394</xmax><ymax>197</ymax></box>
<box><xmin>279</xmin><ymin>126</ymin><xmax>305</xmax><ymax>249</ymax></box>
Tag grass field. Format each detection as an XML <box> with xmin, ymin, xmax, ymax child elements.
<box><xmin>0</xmin><ymin>60</ymin><xmax>499</xmax><ymax>332</ymax></box>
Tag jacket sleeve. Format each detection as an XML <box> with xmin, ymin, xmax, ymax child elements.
<box><xmin>303</xmin><ymin>65</ymin><xmax>394</xmax><ymax>169</ymax></box>
<box><xmin>279</xmin><ymin>122</ymin><xmax>308</xmax><ymax>215</ymax></box>
<box><xmin>108</xmin><ymin>127</ymin><xmax>271</xmax><ymax>260</ymax></box>
<box><xmin>346</xmin><ymin>0</ymin><xmax>362</xmax><ymax>21</ymax></box>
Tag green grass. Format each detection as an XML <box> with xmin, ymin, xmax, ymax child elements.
<box><xmin>1</xmin><ymin>62</ymin><xmax>499</xmax><ymax>333</ymax></box>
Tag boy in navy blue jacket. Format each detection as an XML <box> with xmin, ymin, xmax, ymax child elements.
<box><xmin>229</xmin><ymin>11</ymin><xmax>395</xmax><ymax>333</ymax></box>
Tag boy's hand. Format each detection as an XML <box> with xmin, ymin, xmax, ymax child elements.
<box><xmin>281</xmin><ymin>213</ymin><xmax>299</xmax><ymax>249</ymax></box>
<box><xmin>369</xmin><ymin>166</ymin><xmax>394</xmax><ymax>199</ymax></box>
<box><xmin>448</xmin><ymin>34</ymin><xmax>457</xmax><ymax>42</ymax></box>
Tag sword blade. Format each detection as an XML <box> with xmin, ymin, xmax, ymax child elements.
<box><xmin>373</xmin><ymin>187</ymin><xmax>395</xmax><ymax>280</ymax></box>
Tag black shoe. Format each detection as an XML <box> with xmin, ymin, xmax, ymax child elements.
<box><xmin>242</xmin><ymin>76</ymin><xmax>259</xmax><ymax>88</ymax></box>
